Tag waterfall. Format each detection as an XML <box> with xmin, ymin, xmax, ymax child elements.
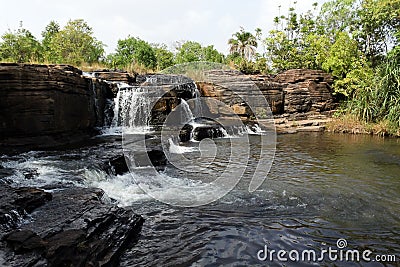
<box><xmin>180</xmin><ymin>99</ymin><xmax>195</xmax><ymax>124</ymax></box>
<box><xmin>104</xmin><ymin>83</ymin><xmax>152</xmax><ymax>134</ymax></box>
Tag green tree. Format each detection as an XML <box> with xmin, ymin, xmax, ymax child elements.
<box><xmin>228</xmin><ymin>27</ymin><xmax>258</xmax><ymax>61</ymax></box>
<box><xmin>355</xmin><ymin>0</ymin><xmax>400</xmax><ymax>66</ymax></box>
<box><xmin>41</xmin><ymin>21</ymin><xmax>60</xmax><ymax>62</ymax></box>
<box><xmin>175</xmin><ymin>41</ymin><xmax>224</xmax><ymax>63</ymax></box>
<box><xmin>175</xmin><ymin>41</ymin><xmax>203</xmax><ymax>63</ymax></box>
<box><xmin>0</xmin><ymin>22</ymin><xmax>42</xmax><ymax>63</ymax></box>
<box><xmin>107</xmin><ymin>36</ymin><xmax>156</xmax><ymax>70</ymax></box>
<box><xmin>152</xmin><ymin>43</ymin><xmax>175</xmax><ymax>70</ymax></box>
<box><xmin>264</xmin><ymin>3</ymin><xmax>330</xmax><ymax>72</ymax></box>
<box><xmin>323</xmin><ymin>32</ymin><xmax>372</xmax><ymax>97</ymax></box>
<box><xmin>202</xmin><ymin>45</ymin><xmax>224</xmax><ymax>63</ymax></box>
<box><xmin>48</xmin><ymin>19</ymin><xmax>105</xmax><ymax>65</ymax></box>
<box><xmin>319</xmin><ymin>0</ymin><xmax>357</xmax><ymax>38</ymax></box>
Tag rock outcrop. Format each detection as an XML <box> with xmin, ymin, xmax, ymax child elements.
<box><xmin>196</xmin><ymin>69</ymin><xmax>336</xmax><ymax>118</ymax></box>
<box><xmin>0</xmin><ymin>63</ymin><xmax>114</xmax><ymax>149</ymax></box>
<box><xmin>0</xmin><ymin>185</ymin><xmax>143</xmax><ymax>267</ymax></box>
<box><xmin>92</xmin><ymin>70</ymin><xmax>136</xmax><ymax>85</ymax></box>
<box><xmin>275</xmin><ymin>69</ymin><xmax>335</xmax><ymax>114</ymax></box>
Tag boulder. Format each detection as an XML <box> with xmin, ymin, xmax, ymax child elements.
<box><xmin>0</xmin><ymin>186</ymin><xmax>144</xmax><ymax>267</ymax></box>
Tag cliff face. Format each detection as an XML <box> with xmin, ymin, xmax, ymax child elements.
<box><xmin>0</xmin><ymin>63</ymin><xmax>113</xmax><ymax>149</ymax></box>
<box><xmin>197</xmin><ymin>69</ymin><xmax>336</xmax><ymax>117</ymax></box>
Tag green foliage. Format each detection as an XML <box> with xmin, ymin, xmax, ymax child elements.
<box><xmin>41</xmin><ymin>21</ymin><xmax>60</xmax><ymax>62</ymax></box>
<box><xmin>175</xmin><ymin>41</ymin><xmax>224</xmax><ymax>64</ymax></box>
<box><xmin>152</xmin><ymin>43</ymin><xmax>175</xmax><ymax>70</ymax></box>
<box><xmin>355</xmin><ymin>0</ymin><xmax>400</xmax><ymax>66</ymax></box>
<box><xmin>0</xmin><ymin>23</ymin><xmax>42</xmax><ymax>63</ymax></box>
<box><xmin>228</xmin><ymin>27</ymin><xmax>257</xmax><ymax>61</ymax></box>
<box><xmin>264</xmin><ymin>3</ymin><xmax>330</xmax><ymax>72</ymax></box>
<box><xmin>107</xmin><ymin>36</ymin><xmax>156</xmax><ymax>70</ymax></box>
<box><xmin>46</xmin><ymin>19</ymin><xmax>105</xmax><ymax>65</ymax></box>
<box><xmin>343</xmin><ymin>51</ymin><xmax>400</xmax><ymax>134</ymax></box>
<box><xmin>319</xmin><ymin>0</ymin><xmax>357</xmax><ymax>36</ymax></box>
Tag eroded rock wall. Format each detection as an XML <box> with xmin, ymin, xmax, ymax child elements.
<box><xmin>197</xmin><ymin>69</ymin><xmax>336</xmax><ymax>117</ymax></box>
<box><xmin>0</xmin><ymin>63</ymin><xmax>113</xmax><ymax>149</ymax></box>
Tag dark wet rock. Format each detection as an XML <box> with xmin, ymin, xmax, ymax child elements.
<box><xmin>0</xmin><ymin>187</ymin><xmax>144</xmax><ymax>267</ymax></box>
<box><xmin>193</xmin><ymin>126</ymin><xmax>225</xmax><ymax>141</ymax></box>
<box><xmin>179</xmin><ymin>124</ymin><xmax>194</xmax><ymax>142</ymax></box>
<box><xmin>180</xmin><ymin>117</ymin><xmax>226</xmax><ymax>141</ymax></box>
<box><xmin>22</xmin><ymin>168</ymin><xmax>39</xmax><ymax>180</ymax></box>
<box><xmin>133</xmin><ymin>150</ymin><xmax>167</xmax><ymax>168</ymax></box>
<box><xmin>105</xmin><ymin>155</ymin><xmax>130</xmax><ymax>176</ymax></box>
<box><xmin>0</xmin><ymin>186</ymin><xmax>52</xmax><ymax>230</ymax></box>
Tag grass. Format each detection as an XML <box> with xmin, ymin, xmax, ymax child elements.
<box><xmin>327</xmin><ymin>113</ymin><xmax>398</xmax><ymax>137</ymax></box>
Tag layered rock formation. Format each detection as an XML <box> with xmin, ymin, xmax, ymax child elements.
<box><xmin>0</xmin><ymin>185</ymin><xmax>143</xmax><ymax>267</ymax></box>
<box><xmin>0</xmin><ymin>63</ymin><xmax>114</xmax><ymax>149</ymax></box>
<box><xmin>196</xmin><ymin>69</ymin><xmax>336</xmax><ymax>117</ymax></box>
<box><xmin>274</xmin><ymin>69</ymin><xmax>335</xmax><ymax>114</ymax></box>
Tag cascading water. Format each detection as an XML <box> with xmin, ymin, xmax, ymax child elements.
<box><xmin>104</xmin><ymin>83</ymin><xmax>152</xmax><ymax>134</ymax></box>
<box><xmin>179</xmin><ymin>99</ymin><xmax>195</xmax><ymax>124</ymax></box>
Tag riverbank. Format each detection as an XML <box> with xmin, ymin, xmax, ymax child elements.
<box><xmin>326</xmin><ymin>114</ymin><xmax>400</xmax><ymax>137</ymax></box>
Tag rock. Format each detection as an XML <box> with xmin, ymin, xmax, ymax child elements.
<box><xmin>0</xmin><ymin>187</ymin><xmax>144</xmax><ymax>267</ymax></box>
<box><xmin>105</xmin><ymin>155</ymin><xmax>130</xmax><ymax>175</ymax></box>
<box><xmin>196</xmin><ymin>69</ymin><xmax>336</xmax><ymax>117</ymax></box>
<box><xmin>0</xmin><ymin>63</ymin><xmax>113</xmax><ymax>149</ymax></box>
<box><xmin>192</xmin><ymin>117</ymin><xmax>226</xmax><ymax>141</ymax></box>
<box><xmin>193</xmin><ymin>126</ymin><xmax>225</xmax><ymax>141</ymax></box>
<box><xmin>0</xmin><ymin>185</ymin><xmax>52</xmax><ymax>230</ymax></box>
<box><xmin>275</xmin><ymin>69</ymin><xmax>336</xmax><ymax>113</ymax></box>
<box><xmin>179</xmin><ymin>124</ymin><xmax>194</xmax><ymax>142</ymax></box>
<box><xmin>250</xmin><ymin>75</ymin><xmax>285</xmax><ymax>114</ymax></box>
<box><xmin>92</xmin><ymin>70</ymin><xmax>136</xmax><ymax>84</ymax></box>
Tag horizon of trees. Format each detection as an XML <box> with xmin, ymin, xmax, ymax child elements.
<box><xmin>0</xmin><ymin>0</ymin><xmax>399</xmax><ymax>134</ymax></box>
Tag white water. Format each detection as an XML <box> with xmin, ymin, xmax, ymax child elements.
<box><xmin>84</xmin><ymin>168</ymin><xmax>210</xmax><ymax>207</ymax></box>
<box><xmin>103</xmin><ymin>83</ymin><xmax>152</xmax><ymax>135</ymax></box>
<box><xmin>168</xmin><ymin>138</ymin><xmax>197</xmax><ymax>154</ymax></box>
<box><xmin>179</xmin><ymin>99</ymin><xmax>195</xmax><ymax>124</ymax></box>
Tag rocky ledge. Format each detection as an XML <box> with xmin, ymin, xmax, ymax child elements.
<box><xmin>0</xmin><ymin>185</ymin><xmax>143</xmax><ymax>267</ymax></box>
<box><xmin>0</xmin><ymin>63</ymin><xmax>114</xmax><ymax>150</ymax></box>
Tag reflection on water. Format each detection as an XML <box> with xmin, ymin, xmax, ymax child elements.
<box><xmin>1</xmin><ymin>132</ymin><xmax>399</xmax><ymax>266</ymax></box>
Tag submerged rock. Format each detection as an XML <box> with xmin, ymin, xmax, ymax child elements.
<box><xmin>0</xmin><ymin>186</ymin><xmax>144</xmax><ymax>267</ymax></box>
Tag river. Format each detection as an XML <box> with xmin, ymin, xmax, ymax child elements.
<box><xmin>1</xmin><ymin>132</ymin><xmax>399</xmax><ymax>266</ymax></box>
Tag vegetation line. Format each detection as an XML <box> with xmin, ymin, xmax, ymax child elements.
<box><xmin>1</xmin><ymin>0</ymin><xmax>399</xmax><ymax>136</ymax></box>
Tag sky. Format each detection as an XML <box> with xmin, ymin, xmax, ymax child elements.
<box><xmin>0</xmin><ymin>0</ymin><xmax>327</xmax><ymax>55</ymax></box>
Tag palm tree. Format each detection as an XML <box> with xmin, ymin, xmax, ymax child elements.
<box><xmin>228</xmin><ymin>27</ymin><xmax>258</xmax><ymax>61</ymax></box>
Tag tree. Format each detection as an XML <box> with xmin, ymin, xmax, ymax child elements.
<box><xmin>355</xmin><ymin>0</ymin><xmax>400</xmax><ymax>66</ymax></box>
<box><xmin>152</xmin><ymin>43</ymin><xmax>175</xmax><ymax>70</ymax></box>
<box><xmin>107</xmin><ymin>36</ymin><xmax>156</xmax><ymax>70</ymax></box>
<box><xmin>322</xmin><ymin>32</ymin><xmax>372</xmax><ymax>97</ymax></box>
<box><xmin>41</xmin><ymin>21</ymin><xmax>60</xmax><ymax>62</ymax></box>
<box><xmin>47</xmin><ymin>19</ymin><xmax>105</xmax><ymax>65</ymax></box>
<box><xmin>175</xmin><ymin>41</ymin><xmax>203</xmax><ymax>63</ymax></box>
<box><xmin>319</xmin><ymin>0</ymin><xmax>357</xmax><ymax>38</ymax></box>
<box><xmin>264</xmin><ymin>3</ymin><xmax>328</xmax><ymax>71</ymax></box>
<box><xmin>175</xmin><ymin>41</ymin><xmax>224</xmax><ymax>64</ymax></box>
<box><xmin>202</xmin><ymin>45</ymin><xmax>224</xmax><ymax>63</ymax></box>
<box><xmin>0</xmin><ymin>22</ymin><xmax>42</xmax><ymax>63</ymax></box>
<box><xmin>228</xmin><ymin>27</ymin><xmax>258</xmax><ymax>61</ymax></box>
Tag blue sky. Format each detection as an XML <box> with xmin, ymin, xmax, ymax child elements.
<box><xmin>0</xmin><ymin>0</ymin><xmax>327</xmax><ymax>54</ymax></box>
